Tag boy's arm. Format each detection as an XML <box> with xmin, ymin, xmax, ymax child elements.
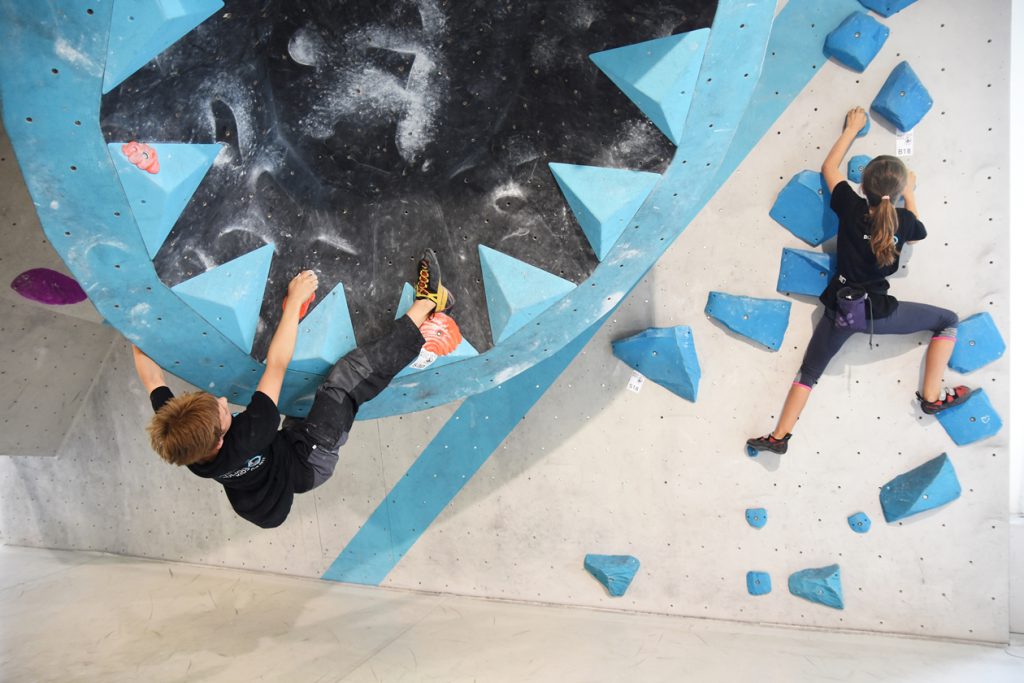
<box><xmin>256</xmin><ymin>270</ymin><xmax>318</xmax><ymax>405</ymax></box>
<box><xmin>132</xmin><ymin>345</ymin><xmax>168</xmax><ymax>394</ymax></box>
<box><xmin>821</xmin><ymin>106</ymin><xmax>867</xmax><ymax>192</ymax></box>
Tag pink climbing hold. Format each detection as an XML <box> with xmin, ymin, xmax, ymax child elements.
<box><xmin>121</xmin><ymin>141</ymin><xmax>160</xmax><ymax>174</ymax></box>
<box><xmin>10</xmin><ymin>268</ymin><xmax>87</xmax><ymax>305</ymax></box>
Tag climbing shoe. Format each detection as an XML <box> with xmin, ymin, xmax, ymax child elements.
<box><xmin>415</xmin><ymin>248</ymin><xmax>454</xmax><ymax>313</ymax></box>
<box><xmin>917</xmin><ymin>386</ymin><xmax>972</xmax><ymax>415</ymax></box>
<box><xmin>745</xmin><ymin>433</ymin><xmax>791</xmax><ymax>457</ymax></box>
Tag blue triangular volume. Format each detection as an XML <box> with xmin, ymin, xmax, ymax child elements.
<box><xmin>103</xmin><ymin>0</ymin><xmax>225</xmax><ymax>94</ymax></box>
<box><xmin>478</xmin><ymin>245</ymin><xmax>576</xmax><ymax>344</ymax></box>
<box><xmin>705</xmin><ymin>291</ymin><xmax>791</xmax><ymax>351</ymax></box>
<box><xmin>584</xmin><ymin>554</ymin><xmax>640</xmax><ymax>597</ymax></box>
<box><xmin>611</xmin><ymin>326</ymin><xmax>701</xmax><ymax>401</ymax></box>
<box><xmin>590</xmin><ymin>29</ymin><xmax>710</xmax><ymax>145</ymax></box>
<box><xmin>172</xmin><ymin>243</ymin><xmax>274</xmax><ymax>353</ymax></box>
<box><xmin>109</xmin><ymin>142</ymin><xmax>224</xmax><ymax>258</ymax></box>
<box><xmin>776</xmin><ymin>248</ymin><xmax>836</xmax><ymax>297</ymax></box>
<box><xmin>549</xmin><ymin>163</ymin><xmax>661</xmax><ymax>261</ymax></box>
<box><xmin>393</xmin><ymin>282</ymin><xmax>417</xmax><ymax>321</ymax></box>
<box><xmin>879</xmin><ymin>454</ymin><xmax>961</xmax><ymax>522</ymax></box>
<box><xmin>289</xmin><ymin>284</ymin><xmax>356</xmax><ymax>374</ymax></box>
<box><xmin>788</xmin><ymin>564</ymin><xmax>844</xmax><ymax>610</ymax></box>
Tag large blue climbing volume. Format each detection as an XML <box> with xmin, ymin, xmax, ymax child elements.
<box><xmin>858</xmin><ymin>0</ymin><xmax>919</xmax><ymax>18</ymax></box>
<box><xmin>108</xmin><ymin>142</ymin><xmax>224</xmax><ymax>258</ymax></box>
<box><xmin>584</xmin><ymin>554</ymin><xmax>640</xmax><ymax>597</ymax></box>
<box><xmin>103</xmin><ymin>0</ymin><xmax>225</xmax><ymax>94</ymax></box>
<box><xmin>478</xmin><ymin>245</ymin><xmax>576</xmax><ymax>344</ymax></box>
<box><xmin>549</xmin><ymin>163</ymin><xmax>661</xmax><ymax>261</ymax></box>
<box><xmin>611</xmin><ymin>326</ymin><xmax>701</xmax><ymax>402</ymax></box>
<box><xmin>788</xmin><ymin>564</ymin><xmax>844</xmax><ymax>609</ymax></box>
<box><xmin>935</xmin><ymin>389</ymin><xmax>1003</xmax><ymax>446</ymax></box>
<box><xmin>871</xmin><ymin>61</ymin><xmax>933</xmax><ymax>133</ymax></box>
<box><xmin>289</xmin><ymin>284</ymin><xmax>356</xmax><ymax>374</ymax></box>
<box><xmin>705</xmin><ymin>292</ymin><xmax>791</xmax><ymax>351</ymax></box>
<box><xmin>948</xmin><ymin>312</ymin><xmax>1005</xmax><ymax>373</ymax></box>
<box><xmin>823</xmin><ymin>11</ymin><xmax>890</xmax><ymax>73</ymax></box>
<box><xmin>769</xmin><ymin>171</ymin><xmax>840</xmax><ymax>246</ymax></box>
<box><xmin>776</xmin><ymin>248</ymin><xmax>836</xmax><ymax>297</ymax></box>
<box><xmin>879</xmin><ymin>453</ymin><xmax>961</xmax><ymax>522</ymax></box>
<box><xmin>589</xmin><ymin>29</ymin><xmax>710</xmax><ymax>146</ymax></box>
<box><xmin>172</xmin><ymin>243</ymin><xmax>275</xmax><ymax>353</ymax></box>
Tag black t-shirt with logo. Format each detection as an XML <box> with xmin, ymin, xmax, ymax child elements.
<box><xmin>819</xmin><ymin>181</ymin><xmax>928</xmax><ymax>319</ymax></box>
<box><xmin>150</xmin><ymin>387</ymin><xmax>303</xmax><ymax>529</ymax></box>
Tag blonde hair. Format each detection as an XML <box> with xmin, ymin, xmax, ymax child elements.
<box><xmin>860</xmin><ymin>155</ymin><xmax>908</xmax><ymax>267</ymax></box>
<box><xmin>147</xmin><ymin>391</ymin><xmax>222</xmax><ymax>465</ymax></box>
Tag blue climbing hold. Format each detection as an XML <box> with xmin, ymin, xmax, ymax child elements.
<box><xmin>705</xmin><ymin>291</ymin><xmax>791</xmax><ymax>351</ymax></box>
<box><xmin>879</xmin><ymin>453</ymin><xmax>961</xmax><ymax>522</ymax></box>
<box><xmin>769</xmin><ymin>171</ymin><xmax>840</xmax><ymax>246</ymax></box>
<box><xmin>858</xmin><ymin>0</ymin><xmax>918</xmax><ymax>18</ymax></box>
<box><xmin>393</xmin><ymin>282</ymin><xmax>416</xmax><ymax>322</ymax></box>
<box><xmin>103</xmin><ymin>0</ymin><xmax>225</xmax><ymax>94</ymax></box>
<box><xmin>747</xmin><ymin>571</ymin><xmax>772</xmax><ymax>596</ymax></box>
<box><xmin>745</xmin><ymin>507</ymin><xmax>767</xmax><ymax>529</ymax></box>
<box><xmin>848</xmin><ymin>154</ymin><xmax>873</xmax><ymax>184</ymax></box>
<box><xmin>289</xmin><ymin>284</ymin><xmax>356</xmax><ymax>374</ymax></box>
<box><xmin>611</xmin><ymin>326</ymin><xmax>701</xmax><ymax>402</ymax></box>
<box><xmin>948</xmin><ymin>312</ymin><xmax>1006</xmax><ymax>373</ymax></box>
<box><xmin>935</xmin><ymin>389</ymin><xmax>1003</xmax><ymax>446</ymax></box>
<box><xmin>584</xmin><ymin>554</ymin><xmax>640</xmax><ymax>597</ymax></box>
<box><xmin>478</xmin><ymin>245</ymin><xmax>576</xmax><ymax>344</ymax></box>
<box><xmin>788</xmin><ymin>564</ymin><xmax>844</xmax><ymax>610</ymax></box>
<box><xmin>824</xmin><ymin>11</ymin><xmax>890</xmax><ymax>73</ymax></box>
<box><xmin>108</xmin><ymin>142</ymin><xmax>224</xmax><ymax>258</ymax></box>
<box><xmin>172</xmin><ymin>243</ymin><xmax>275</xmax><ymax>354</ymax></box>
<box><xmin>847</xmin><ymin>512</ymin><xmax>872</xmax><ymax>533</ymax></box>
<box><xmin>777</xmin><ymin>248</ymin><xmax>836</xmax><ymax>297</ymax></box>
<box><xmin>549</xmin><ymin>163</ymin><xmax>661</xmax><ymax>261</ymax></box>
<box><xmin>856</xmin><ymin>112</ymin><xmax>871</xmax><ymax>138</ymax></box>
<box><xmin>589</xmin><ymin>29</ymin><xmax>710</xmax><ymax>145</ymax></box>
<box><xmin>871</xmin><ymin>61</ymin><xmax>933</xmax><ymax>133</ymax></box>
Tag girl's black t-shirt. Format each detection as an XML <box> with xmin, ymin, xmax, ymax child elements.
<box><xmin>150</xmin><ymin>387</ymin><xmax>297</xmax><ymax>528</ymax></box>
<box><xmin>819</xmin><ymin>181</ymin><xmax>928</xmax><ymax>318</ymax></box>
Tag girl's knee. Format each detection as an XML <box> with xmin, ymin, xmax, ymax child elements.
<box><xmin>936</xmin><ymin>309</ymin><xmax>959</xmax><ymax>339</ymax></box>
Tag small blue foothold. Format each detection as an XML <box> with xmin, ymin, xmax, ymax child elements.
<box><xmin>745</xmin><ymin>445</ymin><xmax>759</xmax><ymax>458</ymax></box>
<box><xmin>847</xmin><ymin>512</ymin><xmax>872</xmax><ymax>533</ymax></box>
<box><xmin>705</xmin><ymin>291</ymin><xmax>791</xmax><ymax>351</ymax></box>
<box><xmin>948</xmin><ymin>312</ymin><xmax>1006</xmax><ymax>373</ymax></box>
<box><xmin>824</xmin><ymin>12</ymin><xmax>890</xmax><ymax>73</ymax></box>
<box><xmin>871</xmin><ymin>61</ymin><xmax>933</xmax><ymax>133</ymax></box>
<box><xmin>858</xmin><ymin>0</ymin><xmax>918</xmax><ymax>18</ymax></box>
<box><xmin>584</xmin><ymin>554</ymin><xmax>640</xmax><ymax>597</ymax></box>
<box><xmin>747</xmin><ymin>571</ymin><xmax>772</xmax><ymax>596</ymax></box>
<box><xmin>935</xmin><ymin>389</ymin><xmax>1003</xmax><ymax>446</ymax></box>
<box><xmin>611</xmin><ymin>326</ymin><xmax>701</xmax><ymax>402</ymax></box>
<box><xmin>777</xmin><ymin>248</ymin><xmax>837</xmax><ymax>297</ymax></box>
<box><xmin>848</xmin><ymin>154</ymin><xmax>873</xmax><ymax>184</ymax></box>
<box><xmin>879</xmin><ymin>453</ymin><xmax>961</xmax><ymax>522</ymax></box>
<box><xmin>745</xmin><ymin>508</ymin><xmax>767</xmax><ymax>529</ymax></box>
<box><xmin>788</xmin><ymin>564</ymin><xmax>844</xmax><ymax>610</ymax></box>
<box><xmin>769</xmin><ymin>171</ymin><xmax>840</xmax><ymax>246</ymax></box>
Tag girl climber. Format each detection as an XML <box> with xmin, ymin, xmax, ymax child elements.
<box><xmin>746</xmin><ymin>106</ymin><xmax>972</xmax><ymax>456</ymax></box>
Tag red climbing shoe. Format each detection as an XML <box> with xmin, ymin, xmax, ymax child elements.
<box><xmin>917</xmin><ymin>386</ymin><xmax>973</xmax><ymax>415</ymax></box>
<box><xmin>745</xmin><ymin>432</ymin><xmax>791</xmax><ymax>457</ymax></box>
<box><xmin>415</xmin><ymin>248</ymin><xmax>454</xmax><ymax>314</ymax></box>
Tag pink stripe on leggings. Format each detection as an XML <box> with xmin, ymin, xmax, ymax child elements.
<box><xmin>932</xmin><ymin>335</ymin><xmax>956</xmax><ymax>342</ymax></box>
<box><xmin>792</xmin><ymin>382</ymin><xmax>812</xmax><ymax>390</ymax></box>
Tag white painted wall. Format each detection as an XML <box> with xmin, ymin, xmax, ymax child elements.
<box><xmin>1009</xmin><ymin>0</ymin><xmax>1023</xmax><ymax>635</ymax></box>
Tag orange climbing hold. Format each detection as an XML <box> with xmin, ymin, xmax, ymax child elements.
<box><xmin>121</xmin><ymin>141</ymin><xmax>160</xmax><ymax>174</ymax></box>
<box><xmin>420</xmin><ymin>312</ymin><xmax>462</xmax><ymax>356</ymax></box>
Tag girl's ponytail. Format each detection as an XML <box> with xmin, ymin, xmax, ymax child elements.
<box><xmin>869</xmin><ymin>196</ymin><xmax>898</xmax><ymax>267</ymax></box>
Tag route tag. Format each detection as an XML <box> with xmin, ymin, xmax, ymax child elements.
<box><xmin>410</xmin><ymin>349</ymin><xmax>438</xmax><ymax>370</ymax></box>
<box><xmin>895</xmin><ymin>130</ymin><xmax>914</xmax><ymax>157</ymax></box>
<box><xmin>627</xmin><ymin>371</ymin><xmax>646</xmax><ymax>393</ymax></box>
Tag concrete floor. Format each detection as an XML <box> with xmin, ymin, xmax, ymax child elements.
<box><xmin>1</xmin><ymin>545</ymin><xmax>1021</xmax><ymax>683</ymax></box>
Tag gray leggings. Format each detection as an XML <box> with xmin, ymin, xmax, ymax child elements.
<box><xmin>795</xmin><ymin>302</ymin><xmax>959</xmax><ymax>388</ymax></box>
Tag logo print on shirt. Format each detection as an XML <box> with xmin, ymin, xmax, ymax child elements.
<box><xmin>219</xmin><ymin>453</ymin><xmax>266</xmax><ymax>480</ymax></box>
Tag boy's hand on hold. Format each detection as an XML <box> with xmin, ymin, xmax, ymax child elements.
<box><xmin>844</xmin><ymin>106</ymin><xmax>867</xmax><ymax>134</ymax></box>
<box><xmin>287</xmin><ymin>270</ymin><xmax>318</xmax><ymax>305</ymax></box>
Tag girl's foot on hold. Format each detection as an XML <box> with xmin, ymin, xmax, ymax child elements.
<box><xmin>746</xmin><ymin>432</ymin><xmax>791</xmax><ymax>457</ymax></box>
<box><xmin>917</xmin><ymin>386</ymin><xmax>972</xmax><ymax>415</ymax></box>
<box><xmin>415</xmin><ymin>248</ymin><xmax>454</xmax><ymax>314</ymax></box>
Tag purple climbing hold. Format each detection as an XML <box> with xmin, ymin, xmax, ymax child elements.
<box><xmin>10</xmin><ymin>268</ymin><xmax>87</xmax><ymax>305</ymax></box>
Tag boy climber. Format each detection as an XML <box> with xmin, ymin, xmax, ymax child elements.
<box><xmin>132</xmin><ymin>250</ymin><xmax>453</xmax><ymax>528</ymax></box>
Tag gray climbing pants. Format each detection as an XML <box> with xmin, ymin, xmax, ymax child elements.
<box><xmin>286</xmin><ymin>315</ymin><xmax>424</xmax><ymax>492</ymax></box>
<box><xmin>795</xmin><ymin>302</ymin><xmax>959</xmax><ymax>388</ymax></box>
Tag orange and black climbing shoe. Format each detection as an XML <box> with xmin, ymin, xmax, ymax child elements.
<box><xmin>745</xmin><ymin>432</ymin><xmax>791</xmax><ymax>457</ymax></box>
<box><xmin>415</xmin><ymin>248</ymin><xmax>454</xmax><ymax>314</ymax></box>
<box><xmin>917</xmin><ymin>386</ymin><xmax>972</xmax><ymax>415</ymax></box>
